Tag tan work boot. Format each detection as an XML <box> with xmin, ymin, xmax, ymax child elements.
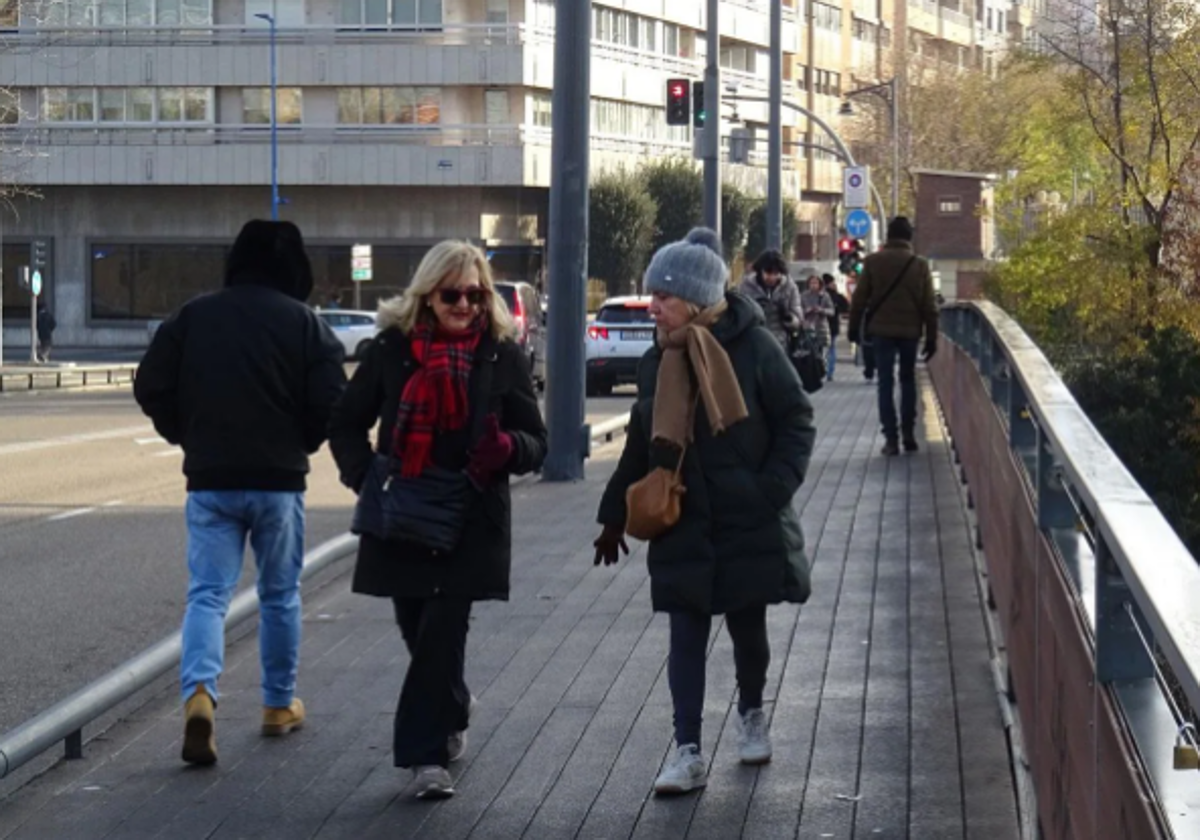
<box><xmin>182</xmin><ymin>685</ymin><xmax>217</xmax><ymax>765</ymax></box>
<box><xmin>262</xmin><ymin>698</ymin><xmax>306</xmax><ymax>736</ymax></box>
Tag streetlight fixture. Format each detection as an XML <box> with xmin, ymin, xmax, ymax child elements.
<box><xmin>254</xmin><ymin>12</ymin><xmax>280</xmax><ymax>221</ymax></box>
<box><xmin>839</xmin><ymin>77</ymin><xmax>899</xmax><ymax>220</ymax></box>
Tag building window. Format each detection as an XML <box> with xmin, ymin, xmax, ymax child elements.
<box><xmin>484</xmin><ymin>89</ymin><xmax>507</xmax><ymax>125</ymax></box>
<box><xmin>335</xmin><ymin>87</ymin><xmax>439</xmax><ymax>124</ymax></box>
<box><xmin>814</xmin><ymin>1</ymin><xmax>841</xmax><ymax>31</ymax></box>
<box><xmin>485</xmin><ymin>0</ymin><xmax>505</xmax><ymax>24</ymax></box>
<box><xmin>590</xmin><ymin>97</ymin><xmax>687</xmax><ymax>143</ymax></box>
<box><xmin>336</xmin><ymin>0</ymin><xmax>440</xmax><ymax>26</ymax></box>
<box><xmin>40</xmin><ymin>0</ymin><xmax>210</xmax><ymax>25</ymax></box>
<box><xmin>91</xmin><ymin>242</ymin><xmax>227</xmax><ymax>320</ymax></box>
<box><xmin>938</xmin><ymin>195</ymin><xmax>963</xmax><ymax>214</ymax></box>
<box><xmin>2</xmin><ymin>240</ymin><xmax>35</xmax><ymax>320</ymax></box>
<box><xmin>0</xmin><ymin>89</ymin><xmax>18</xmax><ymax>124</ymax></box>
<box><xmin>531</xmin><ymin>92</ymin><xmax>552</xmax><ymax>127</ymax></box>
<box><xmin>0</xmin><ymin>0</ymin><xmax>18</xmax><ymax>26</ymax></box>
<box><xmin>40</xmin><ymin>87</ymin><xmax>210</xmax><ymax>123</ymax></box>
<box><xmin>243</xmin><ymin>88</ymin><xmax>303</xmax><ymax>125</ymax></box>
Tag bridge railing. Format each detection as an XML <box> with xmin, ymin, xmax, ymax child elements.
<box><xmin>933</xmin><ymin>301</ymin><xmax>1200</xmax><ymax>839</ymax></box>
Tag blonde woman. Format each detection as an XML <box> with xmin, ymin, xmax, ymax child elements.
<box><xmin>328</xmin><ymin>240</ymin><xmax>547</xmax><ymax>800</ymax></box>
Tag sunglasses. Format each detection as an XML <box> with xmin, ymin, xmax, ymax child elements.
<box><xmin>437</xmin><ymin>287</ymin><xmax>486</xmax><ymax>306</ymax></box>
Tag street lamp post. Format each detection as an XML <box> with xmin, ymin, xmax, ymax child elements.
<box><xmin>254</xmin><ymin>12</ymin><xmax>280</xmax><ymax>221</ymax></box>
<box><xmin>839</xmin><ymin>78</ymin><xmax>899</xmax><ymax>220</ymax></box>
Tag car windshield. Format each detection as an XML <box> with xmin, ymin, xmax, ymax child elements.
<box><xmin>597</xmin><ymin>305</ymin><xmax>653</xmax><ymax>325</ymax></box>
<box><xmin>495</xmin><ymin>285</ymin><xmax>517</xmax><ymax>312</ymax></box>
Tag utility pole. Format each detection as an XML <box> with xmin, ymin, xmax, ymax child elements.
<box><xmin>766</xmin><ymin>0</ymin><xmax>782</xmax><ymax>251</ymax></box>
<box><xmin>542</xmin><ymin>0</ymin><xmax>591</xmax><ymax>482</ymax></box>
<box><xmin>703</xmin><ymin>0</ymin><xmax>720</xmax><ymax>234</ymax></box>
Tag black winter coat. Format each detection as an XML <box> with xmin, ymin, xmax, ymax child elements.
<box><xmin>598</xmin><ymin>292</ymin><xmax>815</xmax><ymax>615</ymax></box>
<box><xmin>328</xmin><ymin>326</ymin><xmax>548</xmax><ymax>602</ymax></box>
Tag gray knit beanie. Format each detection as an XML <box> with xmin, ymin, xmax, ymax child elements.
<box><xmin>643</xmin><ymin>227</ymin><xmax>727</xmax><ymax>308</ymax></box>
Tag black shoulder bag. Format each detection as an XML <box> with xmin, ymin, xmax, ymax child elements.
<box><xmin>859</xmin><ymin>256</ymin><xmax>917</xmax><ymax>349</ymax></box>
<box><xmin>351</xmin><ymin>353</ymin><xmax>495</xmax><ymax>554</ymax></box>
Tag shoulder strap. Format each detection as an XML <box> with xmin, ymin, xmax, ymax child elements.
<box><xmin>865</xmin><ymin>255</ymin><xmax>917</xmax><ymax>328</ymax></box>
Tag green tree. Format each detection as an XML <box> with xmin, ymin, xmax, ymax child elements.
<box><xmin>721</xmin><ymin>186</ymin><xmax>754</xmax><ymax>266</ymax></box>
<box><xmin>640</xmin><ymin>158</ymin><xmax>703</xmax><ymax>253</ymax></box>
<box><xmin>743</xmin><ymin>197</ymin><xmax>799</xmax><ymax>263</ymax></box>
<box><xmin>588</xmin><ymin>169</ymin><xmax>658</xmax><ymax>298</ymax></box>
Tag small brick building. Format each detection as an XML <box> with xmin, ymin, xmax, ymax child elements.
<box><xmin>912</xmin><ymin>169</ymin><xmax>998</xmax><ymax>301</ymax></box>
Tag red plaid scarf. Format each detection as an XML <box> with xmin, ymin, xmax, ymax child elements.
<box><xmin>392</xmin><ymin>320</ymin><xmax>484</xmax><ymax>477</ymax></box>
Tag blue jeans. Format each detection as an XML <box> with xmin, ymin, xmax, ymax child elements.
<box><xmin>826</xmin><ymin>340</ymin><xmax>837</xmax><ymax>380</ymax></box>
<box><xmin>181</xmin><ymin>490</ymin><xmax>305</xmax><ymax>708</ymax></box>
<box><xmin>873</xmin><ymin>336</ymin><xmax>919</xmax><ymax>441</ymax></box>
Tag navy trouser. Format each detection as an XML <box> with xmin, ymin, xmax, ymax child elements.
<box><xmin>668</xmin><ymin>605</ymin><xmax>770</xmax><ymax>749</ymax></box>
<box><xmin>873</xmin><ymin>336</ymin><xmax>920</xmax><ymax>441</ymax></box>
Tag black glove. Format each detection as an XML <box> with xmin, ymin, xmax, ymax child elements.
<box><xmin>848</xmin><ymin>329</ymin><xmax>861</xmax><ymax>345</ymax></box>
<box><xmin>593</xmin><ymin>524</ymin><xmax>629</xmax><ymax>566</ymax></box>
<box><xmin>922</xmin><ymin>340</ymin><xmax>938</xmax><ymax>362</ymax></box>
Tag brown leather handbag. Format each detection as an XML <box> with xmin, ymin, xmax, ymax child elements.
<box><xmin>625</xmin><ymin>445</ymin><xmax>688</xmax><ymax>542</ymax></box>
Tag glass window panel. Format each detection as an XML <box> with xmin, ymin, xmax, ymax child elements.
<box><xmin>67</xmin><ymin>88</ymin><xmax>94</xmax><ymax>121</ymax></box>
<box><xmin>180</xmin><ymin>0</ymin><xmax>208</xmax><ymax>25</ymax></box>
<box><xmin>184</xmin><ymin>87</ymin><xmax>208</xmax><ymax>121</ymax></box>
<box><xmin>416</xmin><ymin>0</ymin><xmax>439</xmax><ymax>25</ymax></box>
<box><xmin>335</xmin><ymin>0</ymin><xmax>360</xmax><ymax>24</ymax></box>
<box><xmin>389</xmin><ymin>87</ymin><xmax>415</xmax><ymax>123</ymax></box>
<box><xmin>485</xmin><ymin>0</ymin><xmax>505</xmax><ymax>24</ymax></box>
<box><xmin>92</xmin><ymin>243</ymin><xmax>227</xmax><ymax>320</ymax></box>
<box><xmin>157</xmin><ymin>87</ymin><xmax>182</xmax><ymax>121</ymax></box>
<box><xmin>391</xmin><ymin>0</ymin><xmax>414</xmax><ymax>24</ymax></box>
<box><xmin>0</xmin><ymin>0</ymin><xmax>16</xmax><ymax>26</ymax></box>
<box><xmin>362</xmin><ymin>86</ymin><xmax>382</xmax><ymax>123</ymax></box>
<box><xmin>67</xmin><ymin>0</ymin><xmax>92</xmax><ymax>25</ymax></box>
<box><xmin>0</xmin><ymin>89</ymin><xmax>17</xmax><ymax>124</ymax></box>
<box><xmin>337</xmin><ymin>88</ymin><xmax>362</xmax><ymax>123</ymax></box>
<box><xmin>156</xmin><ymin>0</ymin><xmax>180</xmax><ymax>25</ymax></box>
<box><xmin>278</xmin><ymin>88</ymin><xmax>302</xmax><ymax>124</ymax></box>
<box><xmin>126</xmin><ymin>0</ymin><xmax>150</xmax><ymax>23</ymax></box>
<box><xmin>2</xmin><ymin>241</ymin><xmax>33</xmax><ymax>320</ymax></box>
<box><xmin>128</xmin><ymin>87</ymin><xmax>153</xmax><ymax>121</ymax></box>
<box><xmin>42</xmin><ymin>89</ymin><xmax>66</xmax><ymax>121</ymax></box>
<box><xmin>97</xmin><ymin>0</ymin><xmax>122</xmax><ymax>25</ymax></box>
<box><xmin>362</xmin><ymin>0</ymin><xmax>384</xmax><ymax>24</ymax></box>
<box><xmin>243</xmin><ymin>88</ymin><xmax>269</xmax><ymax>123</ymax></box>
<box><xmin>415</xmin><ymin>87</ymin><xmax>439</xmax><ymax>124</ymax></box>
<box><xmin>99</xmin><ymin>89</ymin><xmax>125</xmax><ymax>121</ymax></box>
<box><xmin>484</xmin><ymin>89</ymin><xmax>506</xmax><ymax>124</ymax></box>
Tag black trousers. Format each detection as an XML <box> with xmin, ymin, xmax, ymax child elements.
<box><xmin>391</xmin><ymin>596</ymin><xmax>473</xmax><ymax>769</ymax></box>
<box><xmin>668</xmin><ymin>605</ymin><xmax>770</xmax><ymax>750</ymax></box>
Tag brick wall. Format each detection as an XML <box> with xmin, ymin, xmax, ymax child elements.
<box><xmin>914</xmin><ymin>173</ymin><xmax>987</xmax><ymax>260</ymax></box>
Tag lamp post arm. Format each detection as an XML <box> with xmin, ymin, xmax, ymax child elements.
<box><xmin>723</xmin><ymin>95</ymin><xmax>856</xmax><ymax>166</ymax></box>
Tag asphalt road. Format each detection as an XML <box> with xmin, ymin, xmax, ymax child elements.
<box><xmin>0</xmin><ymin>385</ymin><xmax>631</xmax><ymax>735</ymax></box>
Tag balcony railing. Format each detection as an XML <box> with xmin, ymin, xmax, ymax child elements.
<box><xmin>942</xmin><ymin>6</ymin><xmax>971</xmax><ymax>27</ymax></box>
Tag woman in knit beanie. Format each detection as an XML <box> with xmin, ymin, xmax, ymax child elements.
<box><xmin>593</xmin><ymin>228</ymin><xmax>815</xmax><ymax>796</ymax></box>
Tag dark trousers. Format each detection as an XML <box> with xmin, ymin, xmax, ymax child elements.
<box><xmin>668</xmin><ymin>605</ymin><xmax>770</xmax><ymax>749</ymax></box>
<box><xmin>873</xmin><ymin>336</ymin><xmax>920</xmax><ymax>441</ymax></box>
<box><xmin>391</xmin><ymin>596</ymin><xmax>473</xmax><ymax>769</ymax></box>
<box><xmin>861</xmin><ymin>343</ymin><xmax>875</xmax><ymax>379</ymax></box>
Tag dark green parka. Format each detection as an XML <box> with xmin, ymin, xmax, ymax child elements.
<box><xmin>597</xmin><ymin>292</ymin><xmax>815</xmax><ymax>615</ymax></box>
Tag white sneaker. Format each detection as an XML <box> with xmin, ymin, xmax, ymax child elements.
<box><xmin>412</xmin><ymin>765</ymin><xmax>455</xmax><ymax>800</ymax></box>
<box><xmin>653</xmin><ymin>743</ymin><xmax>707</xmax><ymax>795</ymax></box>
<box><xmin>447</xmin><ymin>694</ymin><xmax>477</xmax><ymax>763</ymax></box>
<box><xmin>737</xmin><ymin>708</ymin><xmax>773</xmax><ymax>765</ymax></box>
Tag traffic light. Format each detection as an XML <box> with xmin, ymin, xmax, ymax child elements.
<box><xmin>31</xmin><ymin>239</ymin><xmax>47</xmax><ymax>270</ymax></box>
<box><xmin>851</xmin><ymin>239</ymin><xmax>865</xmax><ymax>275</ymax></box>
<box><xmin>666</xmin><ymin>78</ymin><xmax>690</xmax><ymax>126</ymax></box>
<box><xmin>837</xmin><ymin>236</ymin><xmax>856</xmax><ymax>275</ymax></box>
<box><xmin>692</xmin><ymin>81</ymin><xmax>705</xmax><ymax>128</ymax></box>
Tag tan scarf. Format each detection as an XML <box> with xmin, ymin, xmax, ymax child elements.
<box><xmin>652</xmin><ymin>300</ymin><xmax>750</xmax><ymax>450</ymax></box>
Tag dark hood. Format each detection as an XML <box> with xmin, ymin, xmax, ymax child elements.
<box><xmin>224</xmin><ymin>220</ymin><xmax>314</xmax><ymax>302</ymax></box>
<box><xmin>711</xmin><ymin>290</ymin><xmax>766</xmax><ymax>346</ymax></box>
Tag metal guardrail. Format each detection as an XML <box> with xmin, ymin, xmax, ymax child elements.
<box><xmin>0</xmin><ymin>533</ymin><xmax>358</xmax><ymax>781</ymax></box>
<box><xmin>939</xmin><ymin>302</ymin><xmax>1200</xmax><ymax>836</ymax></box>
<box><xmin>0</xmin><ymin>363</ymin><xmax>137</xmax><ymax>391</ymax></box>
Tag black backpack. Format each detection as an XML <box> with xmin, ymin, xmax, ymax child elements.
<box><xmin>788</xmin><ymin>330</ymin><xmax>826</xmax><ymax>394</ymax></box>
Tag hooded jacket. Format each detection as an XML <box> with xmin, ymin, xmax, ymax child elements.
<box><xmin>738</xmin><ymin>272</ymin><xmax>803</xmax><ymax>347</ymax></box>
<box><xmin>134</xmin><ymin>220</ymin><xmax>346</xmax><ymax>491</ymax></box>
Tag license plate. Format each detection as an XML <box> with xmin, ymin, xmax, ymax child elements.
<box><xmin>620</xmin><ymin>330</ymin><xmax>651</xmax><ymax>340</ymax></box>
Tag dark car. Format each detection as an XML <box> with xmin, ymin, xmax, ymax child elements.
<box><xmin>494</xmin><ymin>281</ymin><xmax>546</xmax><ymax>389</ymax></box>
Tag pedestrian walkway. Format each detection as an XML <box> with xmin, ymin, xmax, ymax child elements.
<box><xmin>0</xmin><ymin>368</ymin><xmax>1020</xmax><ymax>839</ymax></box>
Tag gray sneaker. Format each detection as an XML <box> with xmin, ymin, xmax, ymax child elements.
<box><xmin>653</xmin><ymin>743</ymin><xmax>707</xmax><ymax>795</ymax></box>
<box><xmin>737</xmin><ymin>708</ymin><xmax>773</xmax><ymax>765</ymax></box>
<box><xmin>412</xmin><ymin>765</ymin><xmax>455</xmax><ymax>800</ymax></box>
<box><xmin>447</xmin><ymin>694</ymin><xmax>477</xmax><ymax>763</ymax></box>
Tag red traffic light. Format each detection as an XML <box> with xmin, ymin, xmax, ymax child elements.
<box><xmin>665</xmin><ymin>78</ymin><xmax>691</xmax><ymax>126</ymax></box>
<box><xmin>670</xmin><ymin>82</ymin><xmax>686</xmax><ymax>99</ymax></box>
<box><xmin>838</xmin><ymin>236</ymin><xmax>855</xmax><ymax>254</ymax></box>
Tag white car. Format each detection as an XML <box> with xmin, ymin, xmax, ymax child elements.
<box><xmin>585</xmin><ymin>296</ymin><xmax>655</xmax><ymax>396</ymax></box>
<box><xmin>317</xmin><ymin>309</ymin><xmax>379</xmax><ymax>360</ymax></box>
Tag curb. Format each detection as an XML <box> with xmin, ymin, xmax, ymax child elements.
<box><xmin>0</xmin><ymin>364</ymin><xmax>138</xmax><ymax>393</ymax></box>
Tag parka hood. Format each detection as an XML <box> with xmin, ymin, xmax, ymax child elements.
<box><xmin>710</xmin><ymin>290</ymin><xmax>766</xmax><ymax>346</ymax></box>
<box><xmin>224</xmin><ymin>220</ymin><xmax>314</xmax><ymax>302</ymax></box>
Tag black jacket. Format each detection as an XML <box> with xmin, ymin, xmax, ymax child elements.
<box><xmin>328</xmin><ymin>326</ymin><xmax>548</xmax><ymax>602</ymax></box>
<box><xmin>36</xmin><ymin>307</ymin><xmax>56</xmax><ymax>340</ymax></box>
<box><xmin>134</xmin><ymin>281</ymin><xmax>346</xmax><ymax>492</ymax></box>
<box><xmin>598</xmin><ymin>292</ymin><xmax>815</xmax><ymax>615</ymax></box>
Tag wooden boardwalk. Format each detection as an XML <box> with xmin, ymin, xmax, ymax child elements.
<box><xmin>0</xmin><ymin>371</ymin><xmax>1020</xmax><ymax>840</ymax></box>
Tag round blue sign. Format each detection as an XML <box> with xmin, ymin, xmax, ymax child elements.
<box><xmin>845</xmin><ymin>209</ymin><xmax>872</xmax><ymax>238</ymax></box>
<box><xmin>30</xmin><ymin>270</ymin><xmax>42</xmax><ymax>297</ymax></box>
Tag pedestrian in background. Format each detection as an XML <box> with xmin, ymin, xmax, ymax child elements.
<box><xmin>35</xmin><ymin>299</ymin><xmax>56</xmax><ymax>363</ymax></box>
<box><xmin>134</xmin><ymin>220</ymin><xmax>347</xmax><ymax>766</ymax></box>
<box><xmin>738</xmin><ymin>249</ymin><xmax>803</xmax><ymax>348</ymax></box>
<box><xmin>593</xmin><ymin>228</ymin><xmax>814</xmax><ymax>796</ymax></box>
<box><xmin>328</xmin><ymin>240</ymin><xmax>547</xmax><ymax>801</ymax></box>
<box><xmin>822</xmin><ymin>274</ymin><xmax>849</xmax><ymax>382</ymax></box>
<box><xmin>847</xmin><ymin>216</ymin><xmax>939</xmax><ymax>456</ymax></box>
<box><xmin>799</xmin><ymin>274</ymin><xmax>834</xmax><ymax>366</ymax></box>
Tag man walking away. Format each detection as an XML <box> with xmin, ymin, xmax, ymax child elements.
<box><xmin>134</xmin><ymin>220</ymin><xmax>346</xmax><ymax>766</ymax></box>
<box><xmin>847</xmin><ymin>217</ymin><xmax>938</xmax><ymax>456</ymax></box>
<box><xmin>36</xmin><ymin>300</ymin><xmax>56</xmax><ymax>363</ymax></box>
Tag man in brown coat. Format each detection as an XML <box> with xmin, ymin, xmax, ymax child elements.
<box><xmin>847</xmin><ymin>216</ymin><xmax>938</xmax><ymax>456</ymax></box>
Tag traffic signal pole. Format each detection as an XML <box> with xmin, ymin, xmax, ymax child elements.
<box><xmin>703</xmin><ymin>0</ymin><xmax>720</xmax><ymax>235</ymax></box>
<box><xmin>766</xmin><ymin>0</ymin><xmax>782</xmax><ymax>252</ymax></box>
<box><xmin>542</xmin><ymin>0</ymin><xmax>591</xmax><ymax>482</ymax></box>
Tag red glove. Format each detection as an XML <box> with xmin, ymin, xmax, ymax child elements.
<box><xmin>467</xmin><ymin>414</ymin><xmax>514</xmax><ymax>488</ymax></box>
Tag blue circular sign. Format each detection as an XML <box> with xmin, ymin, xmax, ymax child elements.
<box><xmin>845</xmin><ymin>209</ymin><xmax>872</xmax><ymax>238</ymax></box>
<box><xmin>30</xmin><ymin>270</ymin><xmax>42</xmax><ymax>297</ymax></box>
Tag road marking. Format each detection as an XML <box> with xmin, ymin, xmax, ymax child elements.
<box><xmin>47</xmin><ymin>506</ymin><xmax>98</xmax><ymax>522</ymax></box>
<box><xmin>134</xmin><ymin>437</ymin><xmax>165</xmax><ymax>446</ymax></box>
<box><xmin>0</xmin><ymin>424</ymin><xmax>152</xmax><ymax>457</ymax></box>
<box><xmin>155</xmin><ymin>449</ymin><xmax>183</xmax><ymax>457</ymax></box>
<box><xmin>102</xmin><ymin>500</ymin><xmax>124</xmax><ymax>507</ymax></box>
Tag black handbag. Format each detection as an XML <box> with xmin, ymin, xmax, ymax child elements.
<box><xmin>350</xmin><ymin>352</ymin><xmax>495</xmax><ymax>554</ymax></box>
<box><xmin>789</xmin><ymin>329</ymin><xmax>826</xmax><ymax>394</ymax></box>
<box><xmin>859</xmin><ymin>256</ymin><xmax>917</xmax><ymax>348</ymax></box>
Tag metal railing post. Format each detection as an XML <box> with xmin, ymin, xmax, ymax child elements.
<box><xmin>1095</xmin><ymin>537</ymin><xmax>1155</xmax><ymax>683</ymax></box>
<box><xmin>1007</xmin><ymin>377</ymin><xmax>1035</xmax><ymax>451</ymax></box>
<box><xmin>1035</xmin><ymin>427</ymin><xmax>1074</xmax><ymax>532</ymax></box>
